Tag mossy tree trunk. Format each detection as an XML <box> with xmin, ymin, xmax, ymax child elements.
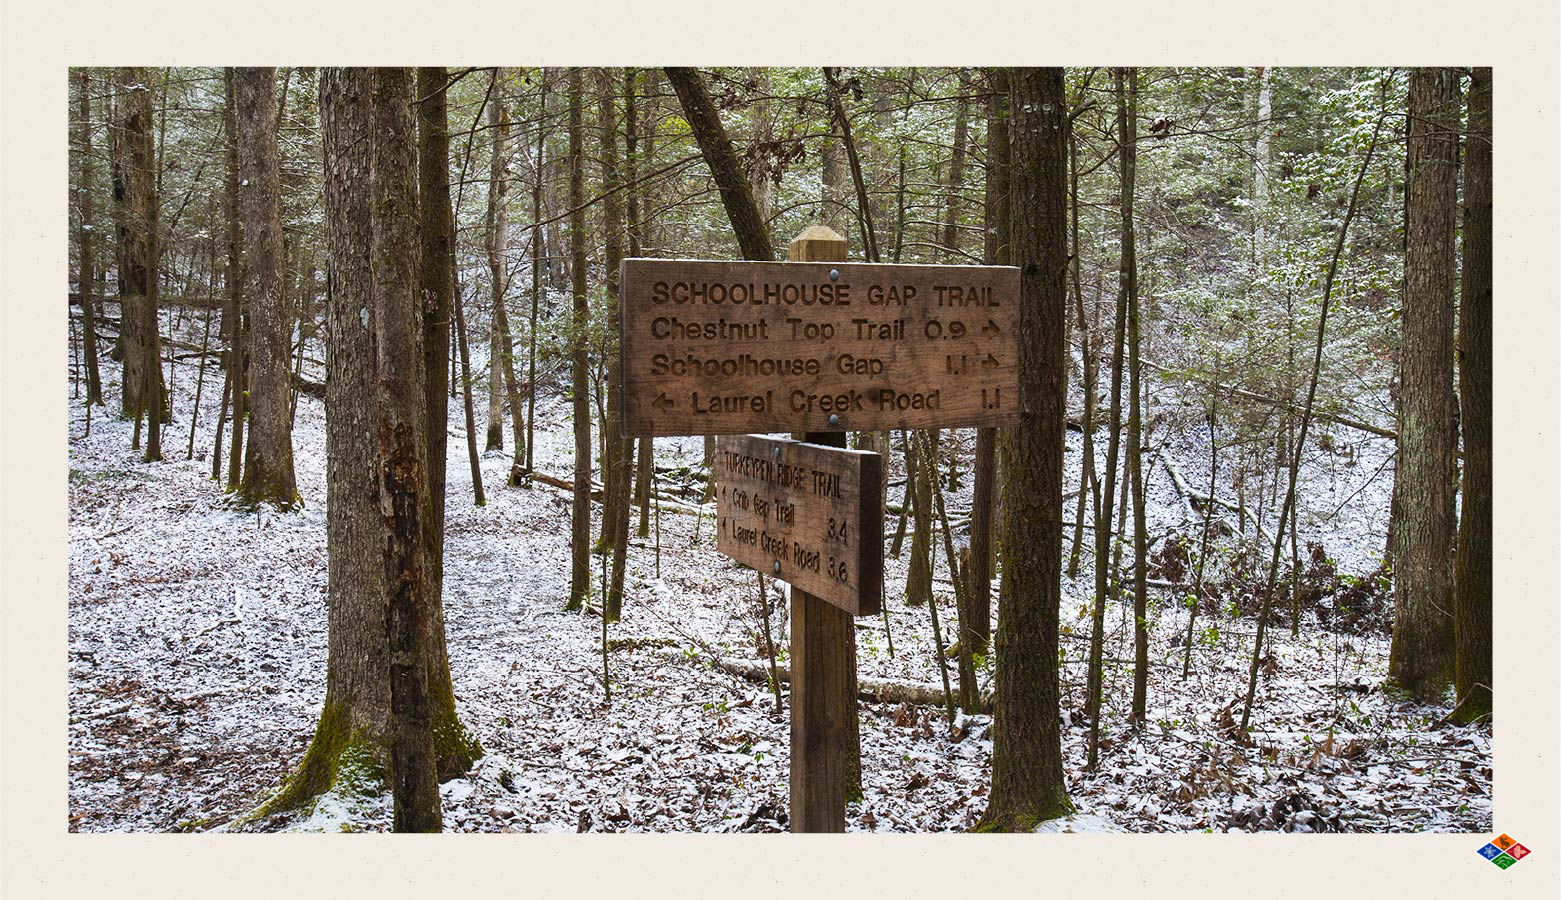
<box><xmin>417</xmin><ymin>65</ymin><xmax>473</xmax><ymax>766</ymax></box>
<box><xmin>259</xmin><ymin>67</ymin><xmax>478</xmax><ymax>821</ymax></box>
<box><xmin>362</xmin><ymin>66</ymin><xmax>442</xmax><ymax>833</ymax></box>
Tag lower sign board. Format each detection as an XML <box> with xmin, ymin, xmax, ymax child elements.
<box><xmin>714</xmin><ymin>434</ymin><xmax>883</xmax><ymax>616</ymax></box>
<box><xmin>620</xmin><ymin>258</ymin><xmax>1020</xmax><ymax>437</ymax></box>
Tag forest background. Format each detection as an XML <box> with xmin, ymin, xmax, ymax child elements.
<box><xmin>3</xmin><ymin>0</ymin><xmax>1561</xmax><ymax>892</ymax></box>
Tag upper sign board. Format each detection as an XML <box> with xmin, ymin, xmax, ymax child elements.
<box><xmin>620</xmin><ymin>259</ymin><xmax>1020</xmax><ymax>437</ymax></box>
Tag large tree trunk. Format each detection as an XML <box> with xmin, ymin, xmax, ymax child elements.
<box><xmin>416</xmin><ymin>66</ymin><xmax>480</xmax><ymax>774</ymax></box>
<box><xmin>75</xmin><ymin>70</ymin><xmax>104</xmax><ymax>406</ymax></box>
<box><xmin>258</xmin><ymin>68</ymin><xmax>478</xmax><ymax>821</ymax></box>
<box><xmin>969</xmin><ymin>68</ymin><xmax>1011</xmax><ymax>654</ymax></box>
<box><xmin>979</xmin><ymin>67</ymin><xmax>1074</xmax><ymax>831</ymax></box>
<box><xmin>485</xmin><ymin>69</ymin><xmax>510</xmax><ymax>455</ymax></box>
<box><xmin>628</xmin><ymin>70</ymin><xmax>655</xmax><ymax>539</ymax></box>
<box><xmin>663</xmin><ymin>67</ymin><xmax>776</xmax><ymax>261</ymax></box>
<box><xmin>112</xmin><ymin>67</ymin><xmax>166</xmax><ymax>453</ymax></box>
<box><xmin>234</xmin><ymin>67</ymin><xmax>299</xmax><ymax>507</ymax></box>
<box><xmin>566</xmin><ymin>67</ymin><xmax>593</xmax><ymax>611</ymax></box>
<box><xmin>223</xmin><ymin>67</ymin><xmax>246</xmax><ymax>488</ymax></box>
<box><xmin>1452</xmin><ymin>68</ymin><xmax>1492</xmax><ymax>723</ymax></box>
<box><xmin>352</xmin><ymin>67</ymin><xmax>444</xmax><ymax>832</ymax></box>
<box><xmin>1388</xmin><ymin>68</ymin><xmax>1460</xmax><ymax>699</ymax></box>
<box><xmin>598</xmin><ymin>67</ymin><xmax>631</xmax><ymax>621</ymax></box>
<box><xmin>822</xmin><ymin>67</ymin><xmax>881</xmax><ymax>263</ymax></box>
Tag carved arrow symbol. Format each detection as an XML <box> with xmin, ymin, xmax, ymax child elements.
<box><xmin>652</xmin><ymin>392</ymin><xmax>674</xmax><ymax>410</ymax></box>
<box><xmin>983</xmin><ymin>319</ymin><xmax>1001</xmax><ymax>336</ymax></box>
<box><xmin>982</xmin><ymin>353</ymin><xmax>1000</xmax><ymax>368</ymax></box>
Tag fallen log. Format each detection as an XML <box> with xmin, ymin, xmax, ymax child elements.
<box><xmin>291</xmin><ymin>374</ymin><xmax>325</xmax><ymax>400</ymax></box>
<box><xmin>529</xmin><ymin>471</ymin><xmax>708</xmax><ymax>516</ymax></box>
<box><xmin>1127</xmin><ymin>354</ymin><xmax>1396</xmax><ymax>442</ymax></box>
<box><xmin>653</xmin><ymin>648</ymin><xmax>978</xmax><ymax>708</ymax></box>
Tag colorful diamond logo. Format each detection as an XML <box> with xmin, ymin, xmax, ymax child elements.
<box><xmin>1480</xmin><ymin>835</ymin><xmax>1531</xmax><ymax>869</ymax></box>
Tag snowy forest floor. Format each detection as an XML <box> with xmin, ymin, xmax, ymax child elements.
<box><xmin>67</xmin><ymin>321</ymin><xmax>1492</xmax><ymax>833</ymax></box>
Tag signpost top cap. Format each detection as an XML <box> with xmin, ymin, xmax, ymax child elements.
<box><xmin>788</xmin><ymin>225</ymin><xmax>848</xmax><ymax>262</ymax></box>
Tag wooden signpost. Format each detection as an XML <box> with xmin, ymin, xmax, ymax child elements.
<box><xmin>619</xmin><ymin>226</ymin><xmax>1019</xmax><ymax>833</ymax></box>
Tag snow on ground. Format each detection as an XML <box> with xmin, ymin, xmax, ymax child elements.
<box><xmin>67</xmin><ymin>313</ymin><xmax>1491</xmax><ymax>833</ymax></box>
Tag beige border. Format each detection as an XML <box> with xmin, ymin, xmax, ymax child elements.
<box><xmin>3</xmin><ymin>1</ymin><xmax>1557</xmax><ymax>895</ymax></box>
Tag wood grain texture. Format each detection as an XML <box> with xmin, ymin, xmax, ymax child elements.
<box><xmin>789</xmin><ymin>588</ymin><xmax>853</xmax><ymax>832</ymax></box>
<box><xmin>620</xmin><ymin>258</ymin><xmax>1019</xmax><ymax>436</ymax></box>
<box><xmin>714</xmin><ymin>434</ymin><xmax>882</xmax><ymax>616</ymax></box>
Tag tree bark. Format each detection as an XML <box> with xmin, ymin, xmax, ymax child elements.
<box><xmin>223</xmin><ymin>68</ymin><xmax>246</xmax><ymax>487</ymax></box>
<box><xmin>979</xmin><ymin>67</ymin><xmax>1074</xmax><ymax>831</ymax></box>
<box><xmin>822</xmin><ymin>67</ymin><xmax>880</xmax><ymax>263</ymax></box>
<box><xmin>566</xmin><ymin>67</ymin><xmax>593</xmax><ymax>611</ymax></box>
<box><xmin>1452</xmin><ymin>67</ymin><xmax>1492</xmax><ymax>723</ymax></box>
<box><xmin>628</xmin><ymin>69</ymin><xmax>655</xmax><ymax>539</ymax></box>
<box><xmin>525</xmin><ymin>68</ymin><xmax>551</xmax><ymax>480</ymax></box>
<box><xmin>75</xmin><ymin>70</ymin><xmax>104</xmax><ymax>405</ymax></box>
<box><xmin>416</xmin><ymin>66</ymin><xmax>478</xmax><ymax>776</ymax></box>
<box><xmin>598</xmin><ymin>67</ymin><xmax>631</xmax><ymax>621</ymax></box>
<box><xmin>820</xmin><ymin>122</ymin><xmax>847</xmax><ymax>235</ymax></box>
<box><xmin>485</xmin><ymin>68</ymin><xmax>511</xmax><ymax>455</ymax></box>
<box><xmin>1119</xmin><ymin>67</ymin><xmax>1149</xmax><ymax>725</ymax></box>
<box><xmin>452</xmin><ymin>267</ymin><xmax>486</xmax><ymax>506</ymax></box>
<box><xmin>969</xmin><ymin>68</ymin><xmax>1011</xmax><ymax>654</ymax></box>
<box><xmin>745</xmin><ymin>67</ymin><xmax>774</xmax><ymax>222</ymax></box>
<box><xmin>234</xmin><ymin>67</ymin><xmax>299</xmax><ymax>507</ymax></box>
<box><xmin>939</xmin><ymin>74</ymin><xmax>970</xmax><ymax>260</ymax></box>
<box><xmin>1067</xmin><ymin>126</ymin><xmax>1097</xmax><ymax>578</ymax></box>
<box><xmin>904</xmin><ymin>428</ymin><xmax>934</xmax><ymax>606</ymax></box>
<box><xmin>259</xmin><ymin>68</ymin><xmax>478</xmax><ymax>821</ymax></box>
<box><xmin>112</xmin><ymin>67</ymin><xmax>166</xmax><ymax>458</ymax></box>
<box><xmin>663</xmin><ymin>67</ymin><xmax>776</xmax><ymax>261</ymax></box>
<box><xmin>352</xmin><ymin>67</ymin><xmax>443</xmax><ymax>832</ymax></box>
<box><xmin>1387</xmin><ymin>68</ymin><xmax>1460</xmax><ymax>699</ymax></box>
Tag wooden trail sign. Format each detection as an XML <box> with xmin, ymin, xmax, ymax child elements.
<box><xmin>619</xmin><ymin>258</ymin><xmax>1020</xmax><ymax>437</ymax></box>
<box><xmin>714</xmin><ymin>434</ymin><xmax>883</xmax><ymax>616</ymax></box>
